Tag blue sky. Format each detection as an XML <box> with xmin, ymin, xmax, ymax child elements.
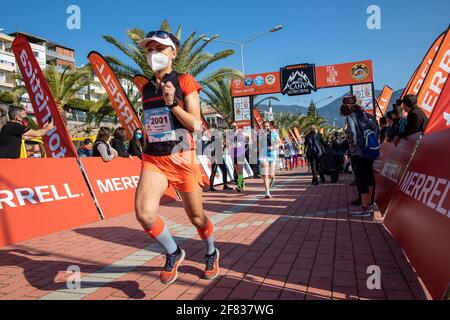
<box><xmin>1</xmin><ymin>0</ymin><xmax>449</xmax><ymax>106</ymax></box>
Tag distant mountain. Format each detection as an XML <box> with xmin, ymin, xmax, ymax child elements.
<box><xmin>258</xmin><ymin>88</ymin><xmax>404</xmax><ymax>127</ymax></box>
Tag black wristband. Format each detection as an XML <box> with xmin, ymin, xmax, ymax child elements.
<box><xmin>168</xmin><ymin>100</ymin><xmax>179</xmax><ymax>109</ymax></box>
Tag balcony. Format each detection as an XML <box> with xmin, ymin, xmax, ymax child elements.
<box><xmin>46</xmin><ymin>49</ymin><xmax>75</xmax><ymax>63</ymax></box>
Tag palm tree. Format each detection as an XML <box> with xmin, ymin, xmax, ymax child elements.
<box><xmin>254</xmin><ymin>96</ymin><xmax>280</xmax><ymax>108</ymax></box>
<box><xmin>201</xmin><ymin>79</ymin><xmax>234</xmax><ymax>125</ymax></box>
<box><xmin>0</xmin><ymin>86</ymin><xmax>27</xmax><ymax>105</ymax></box>
<box><xmin>103</xmin><ymin>20</ymin><xmax>241</xmax><ymax>85</ymax></box>
<box><xmin>43</xmin><ymin>65</ymin><xmax>92</xmax><ymax>114</ymax></box>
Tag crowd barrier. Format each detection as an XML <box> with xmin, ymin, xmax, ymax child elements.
<box><xmin>80</xmin><ymin>157</ymin><xmax>178</xmax><ymax>219</ymax></box>
<box><xmin>0</xmin><ymin>158</ymin><xmax>100</xmax><ymax>247</ymax></box>
<box><xmin>382</xmin><ymin>129</ymin><xmax>450</xmax><ymax>300</ymax></box>
<box><xmin>198</xmin><ymin>155</ymin><xmax>254</xmax><ymax>186</ymax></box>
<box><xmin>0</xmin><ymin>152</ymin><xmax>256</xmax><ymax>247</ymax></box>
<box><xmin>374</xmin><ymin>133</ymin><xmax>421</xmax><ymax>214</ymax></box>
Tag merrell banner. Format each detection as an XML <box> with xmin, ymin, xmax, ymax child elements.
<box><xmin>376</xmin><ymin>85</ymin><xmax>394</xmax><ymax>119</ymax></box>
<box><xmin>80</xmin><ymin>157</ymin><xmax>177</xmax><ymax>219</ymax></box>
<box><xmin>88</xmin><ymin>51</ymin><xmax>143</xmax><ymax>140</ymax></box>
<box><xmin>374</xmin><ymin>134</ymin><xmax>421</xmax><ymax>215</ymax></box>
<box><xmin>417</xmin><ymin>26</ymin><xmax>450</xmax><ymax>117</ymax></box>
<box><xmin>384</xmin><ymin>129</ymin><xmax>450</xmax><ymax>300</ymax></box>
<box><xmin>12</xmin><ymin>35</ymin><xmax>78</xmax><ymax>158</ymax></box>
<box><xmin>0</xmin><ymin>158</ymin><xmax>100</xmax><ymax>247</ymax></box>
<box><xmin>404</xmin><ymin>31</ymin><xmax>446</xmax><ymax>98</ymax></box>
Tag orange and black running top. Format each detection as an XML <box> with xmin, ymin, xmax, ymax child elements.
<box><xmin>142</xmin><ymin>70</ymin><xmax>201</xmax><ymax>156</ymax></box>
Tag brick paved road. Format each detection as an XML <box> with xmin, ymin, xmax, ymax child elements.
<box><xmin>0</xmin><ymin>168</ymin><xmax>431</xmax><ymax>300</ymax></box>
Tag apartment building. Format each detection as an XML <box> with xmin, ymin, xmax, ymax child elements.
<box><xmin>201</xmin><ymin>102</ymin><xmax>228</xmax><ymax>129</ymax></box>
<box><xmin>0</xmin><ymin>33</ymin><xmax>16</xmax><ymax>92</ymax></box>
<box><xmin>9</xmin><ymin>31</ymin><xmax>75</xmax><ymax>71</ymax></box>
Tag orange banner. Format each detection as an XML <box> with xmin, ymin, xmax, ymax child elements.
<box><xmin>88</xmin><ymin>52</ymin><xmax>143</xmax><ymax>141</ymax></box>
<box><xmin>376</xmin><ymin>85</ymin><xmax>394</xmax><ymax>119</ymax></box>
<box><xmin>401</xmin><ymin>68</ymin><xmax>418</xmax><ymax>99</ymax></box>
<box><xmin>425</xmin><ymin>76</ymin><xmax>450</xmax><ymax>134</ymax></box>
<box><xmin>132</xmin><ymin>74</ymin><xmax>150</xmax><ymax>95</ymax></box>
<box><xmin>404</xmin><ymin>31</ymin><xmax>446</xmax><ymax>98</ymax></box>
<box><xmin>0</xmin><ymin>158</ymin><xmax>100</xmax><ymax>247</ymax></box>
<box><xmin>288</xmin><ymin>128</ymin><xmax>297</xmax><ymax>143</ymax></box>
<box><xmin>417</xmin><ymin>27</ymin><xmax>450</xmax><ymax>117</ymax></box>
<box><xmin>294</xmin><ymin>128</ymin><xmax>302</xmax><ymax>142</ymax></box>
<box><xmin>316</xmin><ymin>60</ymin><xmax>374</xmax><ymax>89</ymax></box>
<box><xmin>12</xmin><ymin>36</ymin><xmax>78</xmax><ymax>158</ymax></box>
<box><xmin>80</xmin><ymin>157</ymin><xmax>177</xmax><ymax>219</ymax></box>
<box><xmin>253</xmin><ymin>108</ymin><xmax>264</xmax><ymax>129</ymax></box>
<box><xmin>231</xmin><ymin>72</ymin><xmax>281</xmax><ymax>97</ymax></box>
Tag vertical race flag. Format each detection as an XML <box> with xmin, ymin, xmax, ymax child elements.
<box><xmin>294</xmin><ymin>127</ymin><xmax>302</xmax><ymax>143</ymax></box>
<box><xmin>424</xmin><ymin>75</ymin><xmax>450</xmax><ymax>134</ymax></box>
<box><xmin>253</xmin><ymin>108</ymin><xmax>264</xmax><ymax>130</ymax></box>
<box><xmin>88</xmin><ymin>52</ymin><xmax>143</xmax><ymax>141</ymax></box>
<box><xmin>416</xmin><ymin>26</ymin><xmax>450</xmax><ymax>117</ymax></box>
<box><xmin>376</xmin><ymin>85</ymin><xmax>394</xmax><ymax>120</ymax></box>
<box><xmin>132</xmin><ymin>74</ymin><xmax>150</xmax><ymax>95</ymax></box>
<box><xmin>403</xmin><ymin>31</ymin><xmax>446</xmax><ymax>99</ymax></box>
<box><xmin>417</xmin><ymin>26</ymin><xmax>450</xmax><ymax>117</ymax></box>
<box><xmin>12</xmin><ymin>35</ymin><xmax>78</xmax><ymax>158</ymax></box>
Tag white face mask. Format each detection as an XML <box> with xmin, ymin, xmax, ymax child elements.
<box><xmin>147</xmin><ymin>51</ymin><xmax>170</xmax><ymax>72</ymax></box>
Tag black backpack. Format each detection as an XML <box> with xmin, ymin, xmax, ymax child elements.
<box><xmin>305</xmin><ymin>133</ymin><xmax>323</xmax><ymax>158</ymax></box>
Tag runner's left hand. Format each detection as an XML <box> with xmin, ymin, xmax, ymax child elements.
<box><xmin>161</xmin><ymin>81</ymin><xmax>176</xmax><ymax>105</ymax></box>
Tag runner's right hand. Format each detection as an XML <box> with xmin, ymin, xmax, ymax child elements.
<box><xmin>44</xmin><ymin>120</ymin><xmax>54</xmax><ymax>131</ymax></box>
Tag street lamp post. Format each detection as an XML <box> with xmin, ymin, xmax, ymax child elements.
<box><xmin>203</xmin><ymin>25</ymin><xmax>282</xmax><ymax>75</ymax></box>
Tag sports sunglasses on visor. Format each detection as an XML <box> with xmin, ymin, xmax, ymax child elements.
<box><xmin>145</xmin><ymin>30</ymin><xmax>171</xmax><ymax>39</ymax></box>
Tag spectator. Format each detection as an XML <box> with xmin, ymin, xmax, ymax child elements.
<box><xmin>279</xmin><ymin>140</ymin><xmax>287</xmax><ymax>170</ymax></box>
<box><xmin>229</xmin><ymin>122</ymin><xmax>246</xmax><ymax>192</ymax></box>
<box><xmin>0</xmin><ymin>106</ymin><xmax>54</xmax><ymax>159</ymax></box>
<box><xmin>111</xmin><ymin>127</ymin><xmax>130</xmax><ymax>158</ymax></box>
<box><xmin>291</xmin><ymin>142</ymin><xmax>299</xmax><ymax>169</ymax></box>
<box><xmin>397</xmin><ymin>94</ymin><xmax>429</xmax><ymax>142</ymax></box>
<box><xmin>77</xmin><ymin>138</ymin><xmax>93</xmax><ymax>158</ymax></box>
<box><xmin>331</xmin><ymin>132</ymin><xmax>347</xmax><ymax>172</ymax></box>
<box><xmin>341</xmin><ymin>96</ymin><xmax>379</xmax><ymax>217</ymax></box>
<box><xmin>26</xmin><ymin>142</ymin><xmax>44</xmax><ymax>158</ymax></box>
<box><xmin>386</xmin><ymin>109</ymin><xmax>402</xmax><ymax>142</ymax></box>
<box><xmin>379</xmin><ymin>117</ymin><xmax>388</xmax><ymax>144</ymax></box>
<box><xmin>207</xmin><ymin>133</ymin><xmax>232</xmax><ymax>192</ymax></box>
<box><xmin>128</xmin><ymin>128</ymin><xmax>144</xmax><ymax>159</ymax></box>
<box><xmin>93</xmin><ymin>127</ymin><xmax>118</xmax><ymax>162</ymax></box>
<box><xmin>304</xmin><ymin>125</ymin><xmax>326</xmax><ymax>185</ymax></box>
<box><xmin>320</xmin><ymin>140</ymin><xmax>340</xmax><ymax>183</ymax></box>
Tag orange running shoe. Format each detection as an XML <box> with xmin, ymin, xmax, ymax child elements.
<box><xmin>204</xmin><ymin>249</ymin><xmax>220</xmax><ymax>280</ymax></box>
<box><xmin>160</xmin><ymin>247</ymin><xmax>185</xmax><ymax>285</ymax></box>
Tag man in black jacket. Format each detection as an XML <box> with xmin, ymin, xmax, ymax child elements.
<box><xmin>399</xmin><ymin>94</ymin><xmax>429</xmax><ymax>138</ymax></box>
<box><xmin>304</xmin><ymin>126</ymin><xmax>326</xmax><ymax>185</ymax></box>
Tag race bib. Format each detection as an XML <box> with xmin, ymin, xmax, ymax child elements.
<box><xmin>144</xmin><ymin>107</ymin><xmax>177</xmax><ymax>143</ymax></box>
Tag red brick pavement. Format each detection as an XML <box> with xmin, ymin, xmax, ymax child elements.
<box><xmin>0</xmin><ymin>167</ymin><xmax>431</xmax><ymax>300</ymax></box>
